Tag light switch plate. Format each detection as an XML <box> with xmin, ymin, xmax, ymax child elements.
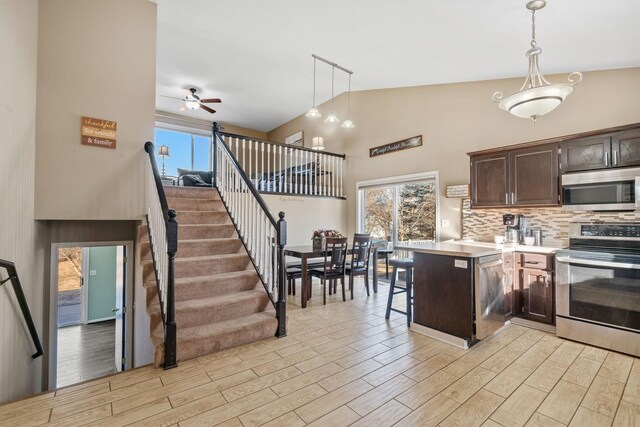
<box><xmin>454</xmin><ymin>259</ymin><xmax>468</xmax><ymax>269</ymax></box>
<box><xmin>89</xmin><ymin>270</ymin><xmax>97</xmax><ymax>276</ymax></box>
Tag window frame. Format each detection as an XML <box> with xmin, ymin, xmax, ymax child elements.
<box><xmin>356</xmin><ymin>171</ymin><xmax>440</xmax><ymax>244</ymax></box>
<box><xmin>154</xmin><ymin>121</ymin><xmax>213</xmax><ymax>174</ymax></box>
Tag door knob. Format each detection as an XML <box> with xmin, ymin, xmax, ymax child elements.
<box><xmin>112</xmin><ymin>308</ymin><xmax>120</xmax><ymax>313</ymax></box>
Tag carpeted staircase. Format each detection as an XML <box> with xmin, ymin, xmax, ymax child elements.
<box><xmin>139</xmin><ymin>186</ymin><xmax>278</xmax><ymax>366</ymax></box>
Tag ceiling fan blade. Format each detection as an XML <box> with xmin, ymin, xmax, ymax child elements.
<box><xmin>160</xmin><ymin>95</ymin><xmax>184</xmax><ymax>100</ymax></box>
<box><xmin>200</xmin><ymin>104</ymin><xmax>216</xmax><ymax>114</ymax></box>
<box><xmin>200</xmin><ymin>98</ymin><xmax>221</xmax><ymax>103</ymax></box>
<box><xmin>178</xmin><ymin>105</ymin><xmax>187</xmax><ymax>111</ymax></box>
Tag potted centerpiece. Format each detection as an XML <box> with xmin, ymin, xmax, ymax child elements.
<box><xmin>311</xmin><ymin>229</ymin><xmax>344</xmax><ymax>251</ymax></box>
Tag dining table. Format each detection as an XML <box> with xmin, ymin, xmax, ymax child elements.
<box><xmin>284</xmin><ymin>245</ymin><xmax>380</xmax><ymax>308</ymax></box>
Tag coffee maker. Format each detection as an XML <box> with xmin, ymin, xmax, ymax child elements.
<box><xmin>503</xmin><ymin>214</ymin><xmax>524</xmax><ymax>244</ymax></box>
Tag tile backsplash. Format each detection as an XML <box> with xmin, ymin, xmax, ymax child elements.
<box><xmin>461</xmin><ymin>199</ymin><xmax>640</xmax><ymax>247</ymax></box>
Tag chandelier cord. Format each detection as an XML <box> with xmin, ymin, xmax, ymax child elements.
<box><xmin>331</xmin><ymin>66</ymin><xmax>335</xmax><ymax>108</ymax></box>
<box><xmin>312</xmin><ymin>58</ymin><xmax>317</xmax><ymax>106</ymax></box>
<box><xmin>530</xmin><ymin>8</ymin><xmax>537</xmax><ymax>47</ymax></box>
<box><xmin>347</xmin><ymin>74</ymin><xmax>351</xmax><ymax>114</ymax></box>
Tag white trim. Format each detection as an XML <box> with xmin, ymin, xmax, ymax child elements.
<box><xmin>155</xmin><ymin>110</ymin><xmax>213</xmax><ymax>135</ymax></box>
<box><xmin>356</xmin><ymin>171</ymin><xmax>441</xmax><ymax>242</ymax></box>
<box><xmin>49</xmin><ymin>240</ymin><xmax>134</xmax><ymax>390</ymax></box>
<box><xmin>410</xmin><ymin>322</ymin><xmax>469</xmax><ymax>349</ymax></box>
<box><xmin>87</xmin><ymin>316</ymin><xmax>116</xmax><ymax>324</ymax></box>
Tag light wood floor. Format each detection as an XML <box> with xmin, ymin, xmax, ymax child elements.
<box><xmin>2</xmin><ymin>279</ymin><xmax>639</xmax><ymax>426</ymax></box>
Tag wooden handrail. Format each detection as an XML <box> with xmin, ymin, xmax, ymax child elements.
<box><xmin>219</xmin><ymin>130</ymin><xmax>346</xmax><ymax>159</ymax></box>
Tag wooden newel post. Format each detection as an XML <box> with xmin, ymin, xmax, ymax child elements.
<box><xmin>212</xmin><ymin>122</ymin><xmax>219</xmax><ymax>188</ymax></box>
<box><xmin>276</xmin><ymin>211</ymin><xmax>287</xmax><ymax>337</ymax></box>
<box><xmin>164</xmin><ymin>208</ymin><xmax>178</xmax><ymax>369</ymax></box>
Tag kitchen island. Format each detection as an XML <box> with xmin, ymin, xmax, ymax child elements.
<box><xmin>396</xmin><ymin>242</ymin><xmax>505</xmax><ymax>348</ymax></box>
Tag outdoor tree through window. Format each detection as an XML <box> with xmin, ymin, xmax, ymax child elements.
<box><xmin>361</xmin><ymin>177</ymin><xmax>437</xmax><ymax>245</ymax></box>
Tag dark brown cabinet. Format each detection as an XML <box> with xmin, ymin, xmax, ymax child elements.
<box><xmin>470</xmin><ymin>154</ymin><xmax>509</xmax><ymax>208</ymax></box>
<box><xmin>612</xmin><ymin>129</ymin><xmax>640</xmax><ymax>168</ymax></box>
<box><xmin>560</xmin><ymin>129</ymin><xmax>640</xmax><ymax>172</ymax></box>
<box><xmin>470</xmin><ymin>144</ymin><xmax>559</xmax><ymax>208</ymax></box>
<box><xmin>515</xmin><ymin>252</ymin><xmax>555</xmax><ymax>325</ymax></box>
<box><xmin>511</xmin><ymin>145</ymin><xmax>559</xmax><ymax>206</ymax></box>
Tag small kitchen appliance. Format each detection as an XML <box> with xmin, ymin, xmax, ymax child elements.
<box><xmin>503</xmin><ymin>214</ymin><xmax>524</xmax><ymax>243</ymax></box>
<box><xmin>556</xmin><ymin>222</ymin><xmax>640</xmax><ymax>357</ymax></box>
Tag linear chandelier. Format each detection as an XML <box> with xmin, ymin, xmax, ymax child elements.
<box><xmin>306</xmin><ymin>54</ymin><xmax>355</xmax><ymax>129</ymax></box>
<box><xmin>492</xmin><ymin>0</ymin><xmax>582</xmax><ymax>122</ymax></box>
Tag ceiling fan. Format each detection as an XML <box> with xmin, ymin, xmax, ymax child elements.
<box><xmin>161</xmin><ymin>87</ymin><xmax>221</xmax><ymax>114</ymax></box>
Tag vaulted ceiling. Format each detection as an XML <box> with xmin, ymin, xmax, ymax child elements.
<box><xmin>156</xmin><ymin>0</ymin><xmax>640</xmax><ymax>131</ymax></box>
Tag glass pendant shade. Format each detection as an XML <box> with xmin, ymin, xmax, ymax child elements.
<box><xmin>305</xmin><ymin>107</ymin><xmax>321</xmax><ymax>118</ymax></box>
<box><xmin>341</xmin><ymin>119</ymin><xmax>355</xmax><ymax>129</ymax></box>
<box><xmin>493</xmin><ymin>1</ymin><xmax>582</xmax><ymax>122</ymax></box>
<box><xmin>311</xmin><ymin>136</ymin><xmax>325</xmax><ymax>150</ymax></box>
<box><xmin>185</xmin><ymin>100</ymin><xmax>200</xmax><ymax>110</ymax></box>
<box><xmin>325</xmin><ymin>113</ymin><xmax>340</xmax><ymax>124</ymax></box>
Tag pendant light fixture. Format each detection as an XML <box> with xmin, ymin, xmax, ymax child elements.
<box><xmin>305</xmin><ymin>57</ymin><xmax>322</xmax><ymax>118</ymax></box>
<box><xmin>492</xmin><ymin>0</ymin><xmax>582</xmax><ymax>122</ymax></box>
<box><xmin>341</xmin><ymin>73</ymin><xmax>356</xmax><ymax>129</ymax></box>
<box><xmin>311</xmin><ymin>136</ymin><xmax>325</xmax><ymax>150</ymax></box>
<box><xmin>324</xmin><ymin>66</ymin><xmax>340</xmax><ymax>124</ymax></box>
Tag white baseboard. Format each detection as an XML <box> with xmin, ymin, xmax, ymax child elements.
<box><xmin>410</xmin><ymin>322</ymin><xmax>469</xmax><ymax>349</ymax></box>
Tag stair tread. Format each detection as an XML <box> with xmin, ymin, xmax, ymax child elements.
<box><xmin>144</xmin><ymin>269</ymin><xmax>256</xmax><ymax>289</ymax></box>
<box><xmin>175</xmin><ymin>289</ymin><xmax>267</xmax><ymax>310</ymax></box>
<box><xmin>178</xmin><ymin>223</ymin><xmax>234</xmax><ymax>227</ymax></box>
<box><xmin>177</xmin><ymin>311</ymin><xmax>277</xmax><ymax>342</ymax></box>
<box><xmin>141</xmin><ymin>252</ymin><xmax>247</xmax><ymax>267</ymax></box>
<box><xmin>177</xmin><ymin>237</ymin><xmax>240</xmax><ymax>243</ymax></box>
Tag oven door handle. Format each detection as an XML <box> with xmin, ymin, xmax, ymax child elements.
<box><xmin>556</xmin><ymin>256</ymin><xmax>640</xmax><ymax>270</ymax></box>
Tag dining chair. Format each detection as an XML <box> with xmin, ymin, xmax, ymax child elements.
<box><xmin>346</xmin><ymin>233</ymin><xmax>373</xmax><ymax>299</ymax></box>
<box><xmin>309</xmin><ymin>237</ymin><xmax>348</xmax><ymax>304</ymax></box>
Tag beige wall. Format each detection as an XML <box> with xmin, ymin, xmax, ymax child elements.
<box><xmin>269</xmin><ymin>68</ymin><xmax>640</xmax><ymax>240</ymax></box>
<box><xmin>262</xmin><ymin>195</ymin><xmax>346</xmax><ymax>246</ymax></box>
<box><xmin>0</xmin><ymin>0</ymin><xmax>45</xmax><ymax>403</ymax></box>
<box><xmin>35</xmin><ymin>0</ymin><xmax>157</xmax><ymax>220</ymax></box>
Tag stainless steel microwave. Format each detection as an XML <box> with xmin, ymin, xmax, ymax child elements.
<box><xmin>561</xmin><ymin>167</ymin><xmax>640</xmax><ymax>211</ymax></box>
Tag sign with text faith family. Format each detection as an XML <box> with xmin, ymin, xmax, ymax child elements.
<box><xmin>81</xmin><ymin>116</ymin><xmax>117</xmax><ymax>149</ymax></box>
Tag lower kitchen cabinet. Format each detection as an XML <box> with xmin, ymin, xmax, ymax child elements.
<box><xmin>519</xmin><ymin>268</ymin><xmax>554</xmax><ymax>324</ymax></box>
<box><xmin>503</xmin><ymin>252</ymin><xmax>515</xmax><ymax>320</ymax></box>
<box><xmin>512</xmin><ymin>252</ymin><xmax>555</xmax><ymax>325</ymax></box>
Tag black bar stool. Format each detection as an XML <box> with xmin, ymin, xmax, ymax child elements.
<box><xmin>385</xmin><ymin>258</ymin><xmax>414</xmax><ymax>327</ymax></box>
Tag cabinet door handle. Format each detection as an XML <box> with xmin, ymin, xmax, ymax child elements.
<box><xmin>613</xmin><ymin>150</ymin><xmax>618</xmax><ymax>166</ymax></box>
<box><xmin>505</xmin><ymin>193</ymin><xmax>508</xmax><ymax>204</ymax></box>
<box><xmin>605</xmin><ymin>152</ymin><xmax>610</xmax><ymax>166</ymax></box>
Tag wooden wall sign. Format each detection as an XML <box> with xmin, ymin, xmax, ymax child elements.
<box><xmin>370</xmin><ymin>135</ymin><xmax>422</xmax><ymax>157</ymax></box>
<box><xmin>446</xmin><ymin>184</ymin><xmax>470</xmax><ymax>198</ymax></box>
<box><xmin>81</xmin><ymin>116</ymin><xmax>117</xmax><ymax>149</ymax></box>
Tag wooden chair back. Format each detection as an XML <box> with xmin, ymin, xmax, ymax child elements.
<box><xmin>351</xmin><ymin>233</ymin><xmax>372</xmax><ymax>270</ymax></box>
<box><xmin>323</xmin><ymin>237</ymin><xmax>348</xmax><ymax>274</ymax></box>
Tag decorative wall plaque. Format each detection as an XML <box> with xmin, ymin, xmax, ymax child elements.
<box><xmin>446</xmin><ymin>184</ymin><xmax>470</xmax><ymax>198</ymax></box>
<box><xmin>81</xmin><ymin>116</ymin><xmax>117</xmax><ymax>149</ymax></box>
<box><xmin>369</xmin><ymin>135</ymin><xmax>422</xmax><ymax>157</ymax></box>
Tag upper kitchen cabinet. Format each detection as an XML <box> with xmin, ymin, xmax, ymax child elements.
<box><xmin>611</xmin><ymin>129</ymin><xmax>640</xmax><ymax>168</ymax></box>
<box><xmin>469</xmin><ymin>143</ymin><xmax>559</xmax><ymax>208</ymax></box>
<box><xmin>560</xmin><ymin>128</ymin><xmax>640</xmax><ymax>172</ymax></box>
<box><xmin>470</xmin><ymin>154</ymin><xmax>509</xmax><ymax>208</ymax></box>
<box><xmin>560</xmin><ymin>135</ymin><xmax>611</xmax><ymax>172</ymax></box>
<box><xmin>511</xmin><ymin>144</ymin><xmax>559</xmax><ymax>206</ymax></box>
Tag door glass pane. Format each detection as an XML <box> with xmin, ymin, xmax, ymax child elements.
<box><xmin>397</xmin><ymin>181</ymin><xmax>437</xmax><ymax>244</ymax></box>
<box><xmin>154</xmin><ymin>128</ymin><xmax>192</xmax><ymax>177</ymax></box>
<box><xmin>194</xmin><ymin>135</ymin><xmax>211</xmax><ymax>171</ymax></box>
<box><xmin>363</xmin><ymin>186</ymin><xmax>393</xmax><ymax>242</ymax></box>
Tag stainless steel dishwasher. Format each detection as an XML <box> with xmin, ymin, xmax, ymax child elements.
<box><xmin>474</xmin><ymin>254</ymin><xmax>505</xmax><ymax>339</ymax></box>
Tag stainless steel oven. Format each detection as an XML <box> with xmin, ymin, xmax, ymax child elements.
<box><xmin>556</xmin><ymin>223</ymin><xmax>640</xmax><ymax>356</ymax></box>
<box><xmin>561</xmin><ymin>167</ymin><xmax>640</xmax><ymax>211</ymax></box>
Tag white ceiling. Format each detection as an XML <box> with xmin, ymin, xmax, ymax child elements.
<box><xmin>156</xmin><ymin>0</ymin><xmax>640</xmax><ymax>132</ymax></box>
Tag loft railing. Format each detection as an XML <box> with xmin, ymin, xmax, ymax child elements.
<box><xmin>213</xmin><ymin>123</ymin><xmax>287</xmax><ymax>337</ymax></box>
<box><xmin>0</xmin><ymin>259</ymin><xmax>43</xmax><ymax>359</ymax></box>
<box><xmin>219</xmin><ymin>131</ymin><xmax>345</xmax><ymax>198</ymax></box>
<box><xmin>144</xmin><ymin>141</ymin><xmax>178</xmax><ymax>369</ymax></box>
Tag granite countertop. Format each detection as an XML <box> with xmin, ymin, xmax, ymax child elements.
<box><xmin>395</xmin><ymin>240</ymin><xmax>564</xmax><ymax>257</ymax></box>
<box><xmin>395</xmin><ymin>242</ymin><xmax>503</xmax><ymax>258</ymax></box>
